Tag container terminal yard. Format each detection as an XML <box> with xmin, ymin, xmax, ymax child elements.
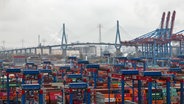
<box><xmin>0</xmin><ymin>10</ymin><xmax>184</xmax><ymax>104</ymax></box>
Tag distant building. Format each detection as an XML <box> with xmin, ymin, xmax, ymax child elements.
<box><xmin>52</xmin><ymin>49</ymin><xmax>62</xmax><ymax>55</ymax></box>
<box><xmin>51</xmin><ymin>46</ymin><xmax>97</xmax><ymax>58</ymax></box>
<box><xmin>79</xmin><ymin>46</ymin><xmax>97</xmax><ymax>57</ymax></box>
<box><xmin>67</xmin><ymin>50</ymin><xmax>80</xmax><ymax>57</ymax></box>
<box><xmin>27</xmin><ymin>56</ymin><xmax>42</xmax><ymax>65</ymax></box>
<box><xmin>12</xmin><ymin>55</ymin><xmax>27</xmax><ymax>66</ymax></box>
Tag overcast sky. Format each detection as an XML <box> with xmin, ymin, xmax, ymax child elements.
<box><xmin>0</xmin><ymin>0</ymin><xmax>184</xmax><ymax>49</ymax></box>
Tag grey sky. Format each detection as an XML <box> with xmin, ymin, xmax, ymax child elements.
<box><xmin>0</xmin><ymin>0</ymin><xmax>184</xmax><ymax>49</ymax></box>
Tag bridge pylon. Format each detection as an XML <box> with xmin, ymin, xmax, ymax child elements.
<box><xmin>115</xmin><ymin>20</ymin><xmax>122</xmax><ymax>56</ymax></box>
<box><xmin>61</xmin><ymin>24</ymin><xmax>68</xmax><ymax>57</ymax></box>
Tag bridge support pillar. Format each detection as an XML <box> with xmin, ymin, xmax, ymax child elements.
<box><xmin>16</xmin><ymin>50</ymin><xmax>18</xmax><ymax>54</ymax></box>
<box><xmin>29</xmin><ymin>48</ymin><xmax>31</xmax><ymax>54</ymax></box>
<box><xmin>114</xmin><ymin>20</ymin><xmax>122</xmax><ymax>56</ymax></box>
<box><xmin>41</xmin><ymin>47</ymin><xmax>43</xmax><ymax>56</ymax></box>
<box><xmin>49</xmin><ymin>47</ymin><xmax>52</xmax><ymax>55</ymax></box>
<box><xmin>34</xmin><ymin>48</ymin><xmax>37</xmax><ymax>54</ymax></box>
<box><xmin>61</xmin><ymin>24</ymin><xmax>68</xmax><ymax>58</ymax></box>
<box><xmin>62</xmin><ymin>49</ymin><xmax>67</xmax><ymax>57</ymax></box>
<box><xmin>24</xmin><ymin>49</ymin><xmax>27</xmax><ymax>54</ymax></box>
<box><xmin>135</xmin><ymin>46</ymin><xmax>139</xmax><ymax>56</ymax></box>
<box><xmin>20</xmin><ymin>50</ymin><xmax>22</xmax><ymax>54</ymax></box>
<box><xmin>115</xmin><ymin>49</ymin><xmax>122</xmax><ymax>56</ymax></box>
